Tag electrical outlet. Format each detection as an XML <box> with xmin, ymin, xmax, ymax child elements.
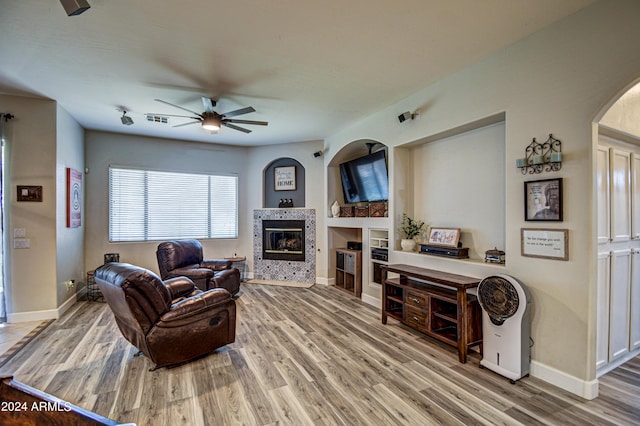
<box><xmin>65</xmin><ymin>280</ymin><xmax>76</xmax><ymax>290</ymax></box>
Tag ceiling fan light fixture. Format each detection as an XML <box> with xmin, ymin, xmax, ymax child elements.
<box><xmin>202</xmin><ymin>116</ymin><xmax>221</xmax><ymax>132</ymax></box>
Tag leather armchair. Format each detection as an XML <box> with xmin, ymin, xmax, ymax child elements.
<box><xmin>94</xmin><ymin>262</ymin><xmax>236</xmax><ymax>369</ymax></box>
<box><xmin>156</xmin><ymin>239</ymin><xmax>240</xmax><ymax>295</ymax></box>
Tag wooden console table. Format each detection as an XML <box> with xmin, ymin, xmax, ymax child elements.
<box><xmin>381</xmin><ymin>264</ymin><xmax>482</xmax><ymax>363</ymax></box>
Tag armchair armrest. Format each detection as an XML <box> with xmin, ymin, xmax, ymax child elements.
<box><xmin>164</xmin><ymin>276</ymin><xmax>198</xmax><ymax>300</ymax></box>
<box><xmin>162</xmin><ymin>288</ymin><xmax>233</xmax><ymax>322</ymax></box>
<box><xmin>168</xmin><ymin>266</ymin><xmax>214</xmax><ymax>280</ymax></box>
<box><xmin>200</xmin><ymin>259</ymin><xmax>232</xmax><ymax>271</ymax></box>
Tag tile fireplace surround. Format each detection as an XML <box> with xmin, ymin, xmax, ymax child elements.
<box><xmin>253</xmin><ymin>208</ymin><xmax>316</xmax><ymax>283</ymax></box>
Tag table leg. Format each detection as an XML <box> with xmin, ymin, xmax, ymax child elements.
<box><xmin>457</xmin><ymin>288</ymin><xmax>468</xmax><ymax>363</ymax></box>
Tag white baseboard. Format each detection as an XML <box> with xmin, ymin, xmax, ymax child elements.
<box><xmin>361</xmin><ymin>293</ymin><xmax>381</xmax><ymax>309</ymax></box>
<box><xmin>315</xmin><ymin>276</ymin><xmax>332</xmax><ymax>286</ymax></box>
<box><xmin>530</xmin><ymin>360</ymin><xmax>599</xmax><ymax>400</ymax></box>
<box><xmin>7</xmin><ymin>293</ymin><xmax>79</xmax><ymax>324</ymax></box>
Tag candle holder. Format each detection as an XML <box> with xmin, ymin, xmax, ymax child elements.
<box><xmin>516</xmin><ymin>134</ymin><xmax>562</xmax><ymax>174</ymax></box>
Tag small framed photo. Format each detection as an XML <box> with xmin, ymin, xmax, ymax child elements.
<box><xmin>17</xmin><ymin>185</ymin><xmax>43</xmax><ymax>202</ymax></box>
<box><xmin>525</xmin><ymin>178</ymin><xmax>562</xmax><ymax>221</ymax></box>
<box><xmin>274</xmin><ymin>166</ymin><xmax>296</xmax><ymax>191</ymax></box>
<box><xmin>426</xmin><ymin>227</ymin><xmax>461</xmax><ymax>247</ymax></box>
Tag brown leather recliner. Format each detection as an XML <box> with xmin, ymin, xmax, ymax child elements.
<box><xmin>94</xmin><ymin>262</ymin><xmax>236</xmax><ymax>369</ymax></box>
<box><xmin>156</xmin><ymin>239</ymin><xmax>240</xmax><ymax>296</ymax></box>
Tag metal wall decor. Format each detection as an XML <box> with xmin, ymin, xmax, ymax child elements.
<box><xmin>516</xmin><ymin>134</ymin><xmax>562</xmax><ymax>174</ymax></box>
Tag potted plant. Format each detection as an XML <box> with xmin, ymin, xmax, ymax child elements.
<box><xmin>400</xmin><ymin>213</ymin><xmax>425</xmax><ymax>252</ymax></box>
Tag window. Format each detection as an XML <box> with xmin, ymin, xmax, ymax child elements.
<box><xmin>109</xmin><ymin>167</ymin><xmax>238</xmax><ymax>242</ymax></box>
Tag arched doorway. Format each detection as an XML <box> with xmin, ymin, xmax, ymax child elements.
<box><xmin>594</xmin><ymin>80</ymin><xmax>640</xmax><ymax>377</ymax></box>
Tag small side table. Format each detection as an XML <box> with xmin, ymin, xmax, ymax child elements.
<box><xmin>225</xmin><ymin>256</ymin><xmax>247</xmax><ymax>282</ymax></box>
<box><xmin>86</xmin><ymin>270</ymin><xmax>104</xmax><ymax>302</ymax></box>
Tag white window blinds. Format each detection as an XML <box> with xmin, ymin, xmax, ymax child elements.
<box><xmin>109</xmin><ymin>167</ymin><xmax>238</xmax><ymax>242</ymax></box>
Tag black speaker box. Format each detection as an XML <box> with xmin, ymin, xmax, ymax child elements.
<box><xmin>347</xmin><ymin>241</ymin><xmax>362</xmax><ymax>251</ymax></box>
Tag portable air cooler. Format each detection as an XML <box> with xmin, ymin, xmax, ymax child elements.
<box><xmin>477</xmin><ymin>274</ymin><xmax>532</xmax><ymax>383</ymax></box>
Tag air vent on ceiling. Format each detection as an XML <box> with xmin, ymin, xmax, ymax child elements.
<box><xmin>146</xmin><ymin>114</ymin><xmax>169</xmax><ymax>124</ymax></box>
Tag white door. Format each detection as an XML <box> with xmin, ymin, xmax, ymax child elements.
<box><xmin>630</xmin><ymin>248</ymin><xmax>640</xmax><ymax>351</ymax></box>
<box><xmin>596</xmin><ymin>251</ymin><xmax>611</xmax><ymax>369</ymax></box>
<box><xmin>632</xmin><ymin>154</ymin><xmax>640</xmax><ymax>239</ymax></box>
<box><xmin>610</xmin><ymin>148</ymin><xmax>631</xmax><ymax>242</ymax></box>
<box><xmin>597</xmin><ymin>146</ymin><xmax>611</xmax><ymax>244</ymax></box>
<box><xmin>609</xmin><ymin>249</ymin><xmax>632</xmax><ymax>362</ymax></box>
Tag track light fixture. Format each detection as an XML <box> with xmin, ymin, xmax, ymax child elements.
<box><xmin>120</xmin><ymin>111</ymin><xmax>134</xmax><ymax>126</ymax></box>
<box><xmin>59</xmin><ymin>0</ymin><xmax>91</xmax><ymax>16</ymax></box>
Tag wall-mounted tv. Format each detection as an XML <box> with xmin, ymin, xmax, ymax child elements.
<box><xmin>339</xmin><ymin>150</ymin><xmax>389</xmax><ymax>204</ymax></box>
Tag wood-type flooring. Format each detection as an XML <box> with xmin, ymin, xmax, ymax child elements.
<box><xmin>1</xmin><ymin>283</ymin><xmax>638</xmax><ymax>425</ymax></box>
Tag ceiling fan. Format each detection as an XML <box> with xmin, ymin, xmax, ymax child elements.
<box><xmin>150</xmin><ymin>97</ymin><xmax>268</xmax><ymax>133</ymax></box>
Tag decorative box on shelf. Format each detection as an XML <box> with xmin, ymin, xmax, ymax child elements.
<box><xmin>369</xmin><ymin>202</ymin><xmax>387</xmax><ymax>217</ymax></box>
<box><xmin>340</xmin><ymin>206</ymin><xmax>354</xmax><ymax>217</ymax></box>
<box><xmin>354</xmin><ymin>206</ymin><xmax>369</xmax><ymax>217</ymax></box>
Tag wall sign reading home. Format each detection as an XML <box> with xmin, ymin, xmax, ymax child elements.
<box><xmin>274</xmin><ymin>166</ymin><xmax>296</xmax><ymax>191</ymax></box>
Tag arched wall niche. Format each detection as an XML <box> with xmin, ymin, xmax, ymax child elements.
<box><xmin>327</xmin><ymin>139</ymin><xmax>388</xmax><ymax>207</ymax></box>
<box><xmin>263</xmin><ymin>157</ymin><xmax>305</xmax><ymax>208</ymax></box>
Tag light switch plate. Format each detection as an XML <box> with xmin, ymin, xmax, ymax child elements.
<box><xmin>13</xmin><ymin>228</ymin><xmax>26</xmax><ymax>238</ymax></box>
<box><xmin>13</xmin><ymin>239</ymin><xmax>30</xmax><ymax>249</ymax></box>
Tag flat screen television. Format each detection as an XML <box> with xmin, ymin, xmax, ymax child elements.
<box><xmin>339</xmin><ymin>150</ymin><xmax>389</xmax><ymax>204</ymax></box>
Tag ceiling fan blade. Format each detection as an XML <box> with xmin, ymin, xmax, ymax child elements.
<box><xmin>224</xmin><ymin>119</ymin><xmax>268</xmax><ymax>126</ymax></box>
<box><xmin>173</xmin><ymin>120</ymin><xmax>201</xmax><ymax>128</ymax></box>
<box><xmin>221</xmin><ymin>106</ymin><xmax>255</xmax><ymax>118</ymax></box>
<box><xmin>147</xmin><ymin>113</ymin><xmax>200</xmax><ymax>119</ymax></box>
<box><xmin>222</xmin><ymin>122</ymin><xmax>252</xmax><ymax>133</ymax></box>
<box><xmin>154</xmin><ymin>99</ymin><xmax>202</xmax><ymax>116</ymax></box>
<box><xmin>201</xmin><ymin>97</ymin><xmax>217</xmax><ymax>113</ymax></box>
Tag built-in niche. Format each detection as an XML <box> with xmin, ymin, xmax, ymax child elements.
<box><xmin>395</xmin><ymin>115</ymin><xmax>506</xmax><ymax>259</ymax></box>
<box><xmin>327</xmin><ymin>139</ymin><xmax>388</xmax><ymax>212</ymax></box>
<box><xmin>264</xmin><ymin>158</ymin><xmax>305</xmax><ymax>208</ymax></box>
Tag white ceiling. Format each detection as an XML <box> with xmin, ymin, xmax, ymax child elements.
<box><xmin>0</xmin><ymin>0</ymin><xmax>594</xmax><ymax>147</ymax></box>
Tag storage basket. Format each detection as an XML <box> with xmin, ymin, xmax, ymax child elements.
<box><xmin>339</xmin><ymin>206</ymin><xmax>354</xmax><ymax>217</ymax></box>
<box><xmin>368</xmin><ymin>202</ymin><xmax>387</xmax><ymax>217</ymax></box>
<box><xmin>354</xmin><ymin>206</ymin><xmax>369</xmax><ymax>217</ymax></box>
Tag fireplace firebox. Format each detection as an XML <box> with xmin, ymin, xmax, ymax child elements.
<box><xmin>262</xmin><ymin>220</ymin><xmax>305</xmax><ymax>261</ymax></box>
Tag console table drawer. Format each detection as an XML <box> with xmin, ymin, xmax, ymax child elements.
<box><xmin>406</xmin><ymin>291</ymin><xmax>428</xmax><ymax>309</ymax></box>
<box><xmin>404</xmin><ymin>306</ymin><xmax>429</xmax><ymax>331</ymax></box>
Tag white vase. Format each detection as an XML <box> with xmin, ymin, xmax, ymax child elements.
<box><xmin>331</xmin><ymin>201</ymin><xmax>340</xmax><ymax>217</ymax></box>
<box><xmin>401</xmin><ymin>239</ymin><xmax>416</xmax><ymax>252</ymax></box>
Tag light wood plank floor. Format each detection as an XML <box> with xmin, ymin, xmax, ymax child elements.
<box><xmin>1</xmin><ymin>283</ymin><xmax>638</xmax><ymax>425</ymax></box>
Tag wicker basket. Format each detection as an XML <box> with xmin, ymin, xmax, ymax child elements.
<box><xmin>368</xmin><ymin>202</ymin><xmax>387</xmax><ymax>217</ymax></box>
<box><xmin>339</xmin><ymin>206</ymin><xmax>354</xmax><ymax>217</ymax></box>
<box><xmin>354</xmin><ymin>206</ymin><xmax>369</xmax><ymax>217</ymax></box>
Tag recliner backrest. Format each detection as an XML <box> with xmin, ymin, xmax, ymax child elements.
<box><xmin>156</xmin><ymin>239</ymin><xmax>204</xmax><ymax>278</ymax></box>
<box><xmin>95</xmin><ymin>263</ymin><xmax>172</xmax><ymax>335</ymax></box>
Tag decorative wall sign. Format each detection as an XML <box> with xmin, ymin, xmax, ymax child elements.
<box><xmin>525</xmin><ymin>178</ymin><xmax>562</xmax><ymax>221</ymax></box>
<box><xmin>66</xmin><ymin>168</ymin><xmax>82</xmax><ymax>228</ymax></box>
<box><xmin>17</xmin><ymin>185</ymin><xmax>42</xmax><ymax>202</ymax></box>
<box><xmin>521</xmin><ymin>228</ymin><xmax>568</xmax><ymax>260</ymax></box>
<box><xmin>274</xmin><ymin>166</ymin><xmax>296</xmax><ymax>191</ymax></box>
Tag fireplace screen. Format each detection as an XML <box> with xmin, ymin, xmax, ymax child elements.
<box><xmin>263</xmin><ymin>220</ymin><xmax>305</xmax><ymax>261</ymax></box>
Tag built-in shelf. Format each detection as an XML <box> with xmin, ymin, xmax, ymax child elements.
<box><xmin>369</xmin><ymin>229</ymin><xmax>389</xmax><ymax>286</ymax></box>
<box><xmin>335</xmin><ymin>248</ymin><xmax>362</xmax><ymax>297</ymax></box>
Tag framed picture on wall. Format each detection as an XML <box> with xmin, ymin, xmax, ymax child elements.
<box><xmin>66</xmin><ymin>168</ymin><xmax>82</xmax><ymax>228</ymax></box>
<box><xmin>274</xmin><ymin>166</ymin><xmax>296</xmax><ymax>191</ymax></box>
<box><xmin>525</xmin><ymin>178</ymin><xmax>563</xmax><ymax>221</ymax></box>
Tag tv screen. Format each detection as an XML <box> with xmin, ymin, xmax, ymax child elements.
<box><xmin>339</xmin><ymin>150</ymin><xmax>389</xmax><ymax>204</ymax></box>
